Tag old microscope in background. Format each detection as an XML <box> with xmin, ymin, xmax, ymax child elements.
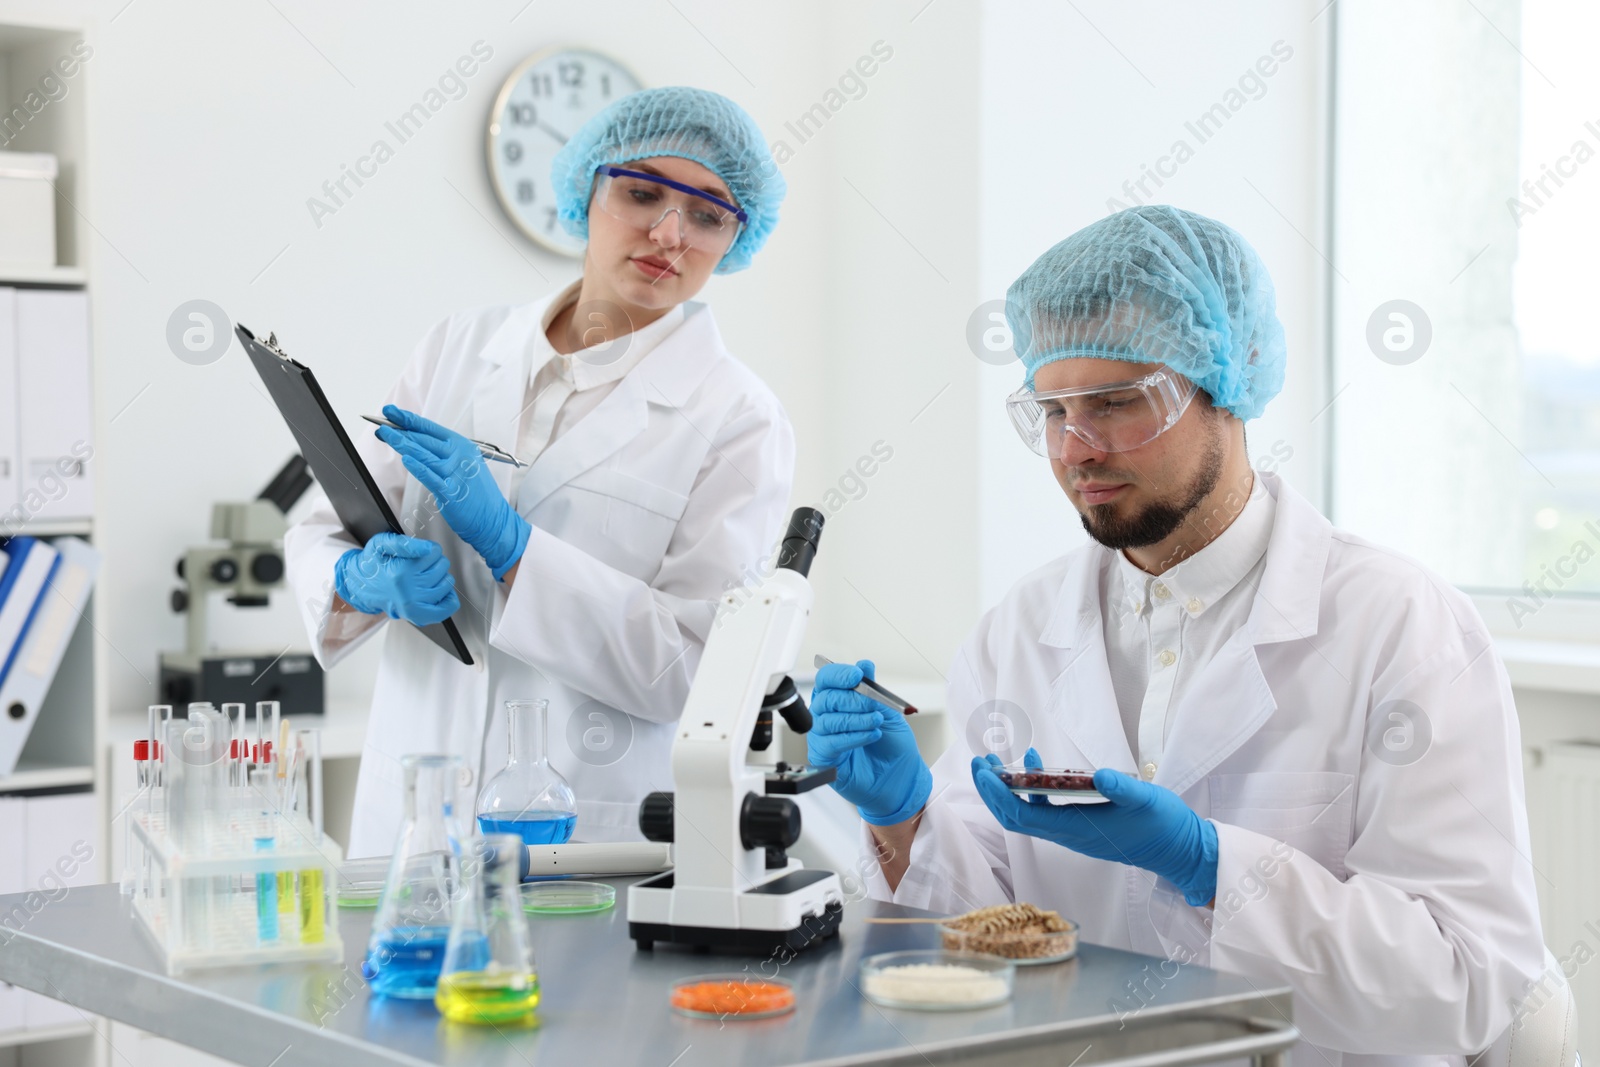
<box><xmin>159</xmin><ymin>456</ymin><xmax>325</xmax><ymax>712</ymax></box>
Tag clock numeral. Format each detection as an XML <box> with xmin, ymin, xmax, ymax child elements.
<box><xmin>529</xmin><ymin>72</ymin><xmax>553</xmax><ymax>97</ymax></box>
<box><xmin>517</xmin><ymin>180</ymin><xmax>534</xmax><ymax>204</ymax></box>
<box><xmin>504</xmin><ymin>141</ymin><xmax>524</xmax><ymax>164</ymax></box>
<box><xmin>508</xmin><ymin>102</ymin><xmax>537</xmax><ymax>125</ymax></box>
<box><xmin>558</xmin><ymin>61</ymin><xmax>584</xmax><ymax>88</ymax></box>
<box><xmin>545</xmin><ymin>207</ymin><xmax>558</xmax><ymax>232</ymax></box>
<box><xmin>600</xmin><ymin>73</ymin><xmax>611</xmax><ymax>97</ymax></box>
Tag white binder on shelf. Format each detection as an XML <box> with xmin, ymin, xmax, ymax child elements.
<box><xmin>0</xmin><ymin>795</ymin><xmax>22</xmax><ymax>1035</ymax></box>
<box><xmin>15</xmin><ymin>289</ymin><xmax>92</xmax><ymax>522</ymax></box>
<box><xmin>0</xmin><ymin>289</ymin><xmax>17</xmax><ymax>516</ymax></box>
<box><xmin>0</xmin><ymin>537</ymin><xmax>95</xmax><ymax>777</ymax></box>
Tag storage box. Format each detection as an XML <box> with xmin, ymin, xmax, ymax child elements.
<box><xmin>0</xmin><ymin>152</ymin><xmax>57</xmax><ymax>268</ymax></box>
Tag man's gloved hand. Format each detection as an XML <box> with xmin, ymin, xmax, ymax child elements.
<box><xmin>334</xmin><ymin>532</ymin><xmax>460</xmax><ymax>625</ymax></box>
<box><xmin>971</xmin><ymin>748</ymin><xmax>1219</xmax><ymax>906</ymax></box>
<box><xmin>807</xmin><ymin>659</ymin><xmax>932</xmax><ymax>826</ymax></box>
<box><xmin>375</xmin><ymin>404</ymin><xmax>530</xmax><ymax>580</ymax></box>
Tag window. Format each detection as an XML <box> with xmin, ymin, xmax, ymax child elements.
<box><xmin>1332</xmin><ymin>0</ymin><xmax>1600</xmax><ymax>617</ymax></box>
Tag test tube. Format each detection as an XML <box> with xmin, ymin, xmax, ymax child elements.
<box><xmin>120</xmin><ymin>740</ymin><xmax>151</xmax><ymax>897</ymax></box>
<box><xmin>252</xmin><ymin>703</ymin><xmax>266</xmax><ymax>775</ymax></box>
<box><xmin>146</xmin><ymin>705</ymin><xmax>170</xmax><ymax>795</ymax></box>
<box><xmin>275</xmin><ymin>720</ymin><xmax>295</xmax><ymax>915</ymax></box>
<box><xmin>249</xmin><ymin>765</ymin><xmax>280</xmax><ymax>944</ymax></box>
<box><xmin>156</xmin><ymin>705</ymin><xmax>172</xmax><ymax>791</ymax></box>
<box><xmin>132</xmin><ymin>740</ymin><xmax>149</xmax><ymax>790</ymax></box>
<box><xmin>262</xmin><ymin>701</ymin><xmax>280</xmax><ymax>766</ymax></box>
<box><xmin>222</xmin><ymin>704</ymin><xmax>245</xmax><ymax>787</ymax></box>
<box><xmin>297</xmin><ymin>729</ymin><xmax>325</xmax><ymax>944</ymax></box>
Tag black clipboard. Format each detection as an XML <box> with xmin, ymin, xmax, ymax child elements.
<box><xmin>238</xmin><ymin>324</ymin><xmax>473</xmax><ymax>665</ymax></box>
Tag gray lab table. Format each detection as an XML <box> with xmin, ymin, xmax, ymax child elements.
<box><xmin>0</xmin><ymin>879</ymin><xmax>1297</xmax><ymax>1067</ymax></box>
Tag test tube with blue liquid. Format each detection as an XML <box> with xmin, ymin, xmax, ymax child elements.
<box><xmin>249</xmin><ymin>765</ymin><xmax>278</xmax><ymax>943</ymax></box>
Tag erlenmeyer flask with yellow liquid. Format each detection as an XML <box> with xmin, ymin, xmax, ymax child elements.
<box><xmin>435</xmin><ymin>834</ymin><xmax>540</xmax><ymax>1025</ymax></box>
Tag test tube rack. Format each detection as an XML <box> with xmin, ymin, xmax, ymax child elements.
<box><xmin>127</xmin><ymin>795</ymin><xmax>343</xmax><ymax>974</ymax></box>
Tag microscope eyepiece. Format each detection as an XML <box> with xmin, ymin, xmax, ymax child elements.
<box><xmin>776</xmin><ymin>507</ymin><xmax>825</xmax><ymax>578</ymax></box>
<box><xmin>763</xmin><ymin>675</ymin><xmax>812</xmax><ymax>735</ymax></box>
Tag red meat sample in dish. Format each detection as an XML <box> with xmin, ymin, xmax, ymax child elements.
<box><xmin>994</xmin><ymin>769</ymin><xmax>1098</xmax><ymax>793</ymax></box>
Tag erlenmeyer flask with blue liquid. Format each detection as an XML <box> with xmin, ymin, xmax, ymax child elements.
<box><xmin>363</xmin><ymin>753</ymin><xmax>471</xmax><ymax>998</ymax></box>
<box><xmin>476</xmin><ymin>699</ymin><xmax>576</xmax><ymax>845</ymax></box>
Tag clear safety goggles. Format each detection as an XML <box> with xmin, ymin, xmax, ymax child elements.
<box><xmin>1005</xmin><ymin>367</ymin><xmax>1198</xmax><ymax>456</ymax></box>
<box><xmin>593</xmin><ymin>165</ymin><xmax>746</xmax><ymax>257</ymax></box>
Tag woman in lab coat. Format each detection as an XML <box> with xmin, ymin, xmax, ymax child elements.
<box><xmin>285</xmin><ymin>87</ymin><xmax>794</xmax><ymax>857</ymax></box>
<box><xmin>810</xmin><ymin>207</ymin><xmax>1545</xmax><ymax>1062</ymax></box>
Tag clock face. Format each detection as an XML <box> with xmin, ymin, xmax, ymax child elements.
<box><xmin>486</xmin><ymin>48</ymin><xmax>644</xmax><ymax>257</ymax></box>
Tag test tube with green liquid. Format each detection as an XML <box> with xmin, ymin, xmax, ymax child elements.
<box><xmin>297</xmin><ymin>729</ymin><xmax>326</xmax><ymax>944</ymax></box>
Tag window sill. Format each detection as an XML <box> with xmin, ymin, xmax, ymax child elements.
<box><xmin>1494</xmin><ymin>637</ymin><xmax>1600</xmax><ymax>696</ymax></box>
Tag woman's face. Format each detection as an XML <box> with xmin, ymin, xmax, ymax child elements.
<box><xmin>583</xmin><ymin>155</ymin><xmax>736</xmax><ymax>315</ymax></box>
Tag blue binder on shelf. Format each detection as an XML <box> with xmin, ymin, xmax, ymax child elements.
<box><xmin>0</xmin><ymin>537</ymin><xmax>98</xmax><ymax>776</ymax></box>
<box><xmin>0</xmin><ymin>538</ymin><xmax>59</xmax><ymax>689</ymax></box>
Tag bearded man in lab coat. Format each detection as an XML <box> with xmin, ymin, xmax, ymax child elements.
<box><xmin>809</xmin><ymin>206</ymin><xmax>1546</xmax><ymax>1061</ymax></box>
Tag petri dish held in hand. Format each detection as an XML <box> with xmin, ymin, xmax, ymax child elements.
<box><xmin>993</xmin><ymin>767</ymin><xmax>1108</xmax><ymax>803</ymax></box>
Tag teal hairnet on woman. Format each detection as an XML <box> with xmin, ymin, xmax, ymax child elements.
<box><xmin>284</xmin><ymin>87</ymin><xmax>799</xmax><ymax>856</ymax></box>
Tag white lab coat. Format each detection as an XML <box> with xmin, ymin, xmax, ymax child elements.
<box><xmin>868</xmin><ymin>472</ymin><xmax>1545</xmax><ymax>1064</ymax></box>
<box><xmin>284</xmin><ymin>297</ymin><xmax>795</xmax><ymax>857</ymax></box>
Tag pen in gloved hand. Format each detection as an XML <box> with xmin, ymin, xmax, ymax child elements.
<box><xmin>813</xmin><ymin>654</ymin><xmax>918</xmax><ymax>715</ymax></box>
<box><xmin>362</xmin><ymin>414</ymin><xmax>527</xmax><ymax>468</ymax></box>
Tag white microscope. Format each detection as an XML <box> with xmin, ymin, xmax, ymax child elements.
<box><xmin>628</xmin><ymin>507</ymin><xmax>845</xmax><ymax>955</ymax></box>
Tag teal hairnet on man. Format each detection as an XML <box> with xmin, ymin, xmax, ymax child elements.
<box><xmin>808</xmin><ymin>206</ymin><xmax>1549</xmax><ymax>1058</ymax></box>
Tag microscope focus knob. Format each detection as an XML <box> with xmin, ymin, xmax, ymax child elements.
<box><xmin>740</xmin><ymin>794</ymin><xmax>801</xmax><ymax>852</ymax></box>
<box><xmin>210</xmin><ymin>558</ymin><xmax>238</xmax><ymax>583</ymax></box>
<box><xmin>251</xmin><ymin>552</ymin><xmax>285</xmax><ymax>584</ymax></box>
<box><xmin>639</xmin><ymin>791</ymin><xmax>675</xmax><ymax>843</ymax></box>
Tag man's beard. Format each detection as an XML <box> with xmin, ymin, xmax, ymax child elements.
<box><xmin>1077</xmin><ymin>423</ymin><xmax>1225</xmax><ymax>550</ymax></box>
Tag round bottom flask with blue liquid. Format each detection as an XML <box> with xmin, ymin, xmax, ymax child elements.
<box><xmin>476</xmin><ymin>699</ymin><xmax>577</xmax><ymax>846</ymax></box>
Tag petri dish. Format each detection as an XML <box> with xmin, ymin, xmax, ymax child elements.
<box><xmin>993</xmin><ymin>767</ymin><xmax>1107</xmax><ymax>804</ymax></box>
<box><xmin>938</xmin><ymin>919</ymin><xmax>1078</xmax><ymax>965</ymax></box>
<box><xmin>335</xmin><ymin>856</ymin><xmax>391</xmax><ymax>909</ymax></box>
<box><xmin>859</xmin><ymin>950</ymin><xmax>1014</xmax><ymax>1011</ymax></box>
<box><xmin>670</xmin><ymin>973</ymin><xmax>795</xmax><ymax>1020</ymax></box>
<box><xmin>519</xmin><ymin>880</ymin><xmax>616</xmax><ymax>914</ymax></box>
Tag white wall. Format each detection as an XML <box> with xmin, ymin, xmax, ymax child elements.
<box><xmin>0</xmin><ymin>0</ymin><xmax>989</xmax><ymax>719</ymax></box>
<box><xmin>976</xmin><ymin>0</ymin><xmax>1333</xmax><ymax>607</ymax></box>
<box><xmin>3</xmin><ymin>0</ymin><xmax>1329</xmax><ymax>720</ymax></box>
<box><xmin>53</xmin><ymin>0</ymin><xmax>840</xmax><ymax>714</ymax></box>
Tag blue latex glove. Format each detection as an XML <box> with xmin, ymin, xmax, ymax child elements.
<box><xmin>971</xmin><ymin>749</ymin><xmax>1219</xmax><ymax>906</ymax></box>
<box><xmin>375</xmin><ymin>404</ymin><xmax>530</xmax><ymax>580</ymax></box>
<box><xmin>334</xmin><ymin>532</ymin><xmax>460</xmax><ymax>625</ymax></box>
<box><xmin>807</xmin><ymin>659</ymin><xmax>932</xmax><ymax>826</ymax></box>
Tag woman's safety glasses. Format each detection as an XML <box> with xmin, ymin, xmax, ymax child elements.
<box><xmin>593</xmin><ymin>165</ymin><xmax>746</xmax><ymax>257</ymax></box>
<box><xmin>1005</xmin><ymin>368</ymin><xmax>1198</xmax><ymax>456</ymax></box>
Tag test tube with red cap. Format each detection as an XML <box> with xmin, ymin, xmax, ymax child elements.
<box><xmin>222</xmin><ymin>704</ymin><xmax>246</xmax><ymax>787</ymax></box>
<box><xmin>146</xmin><ymin>705</ymin><xmax>171</xmax><ymax>792</ymax></box>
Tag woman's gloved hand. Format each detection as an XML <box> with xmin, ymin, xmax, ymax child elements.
<box><xmin>971</xmin><ymin>748</ymin><xmax>1219</xmax><ymax>906</ymax></box>
<box><xmin>807</xmin><ymin>659</ymin><xmax>932</xmax><ymax>826</ymax></box>
<box><xmin>334</xmin><ymin>532</ymin><xmax>460</xmax><ymax>625</ymax></box>
<box><xmin>375</xmin><ymin>404</ymin><xmax>530</xmax><ymax>580</ymax></box>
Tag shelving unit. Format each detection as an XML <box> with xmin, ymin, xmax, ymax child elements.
<box><xmin>0</xmin><ymin>266</ymin><xmax>86</xmax><ymax>288</ymax></box>
<box><xmin>0</xmin><ymin>10</ymin><xmax>105</xmax><ymax>1067</ymax></box>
